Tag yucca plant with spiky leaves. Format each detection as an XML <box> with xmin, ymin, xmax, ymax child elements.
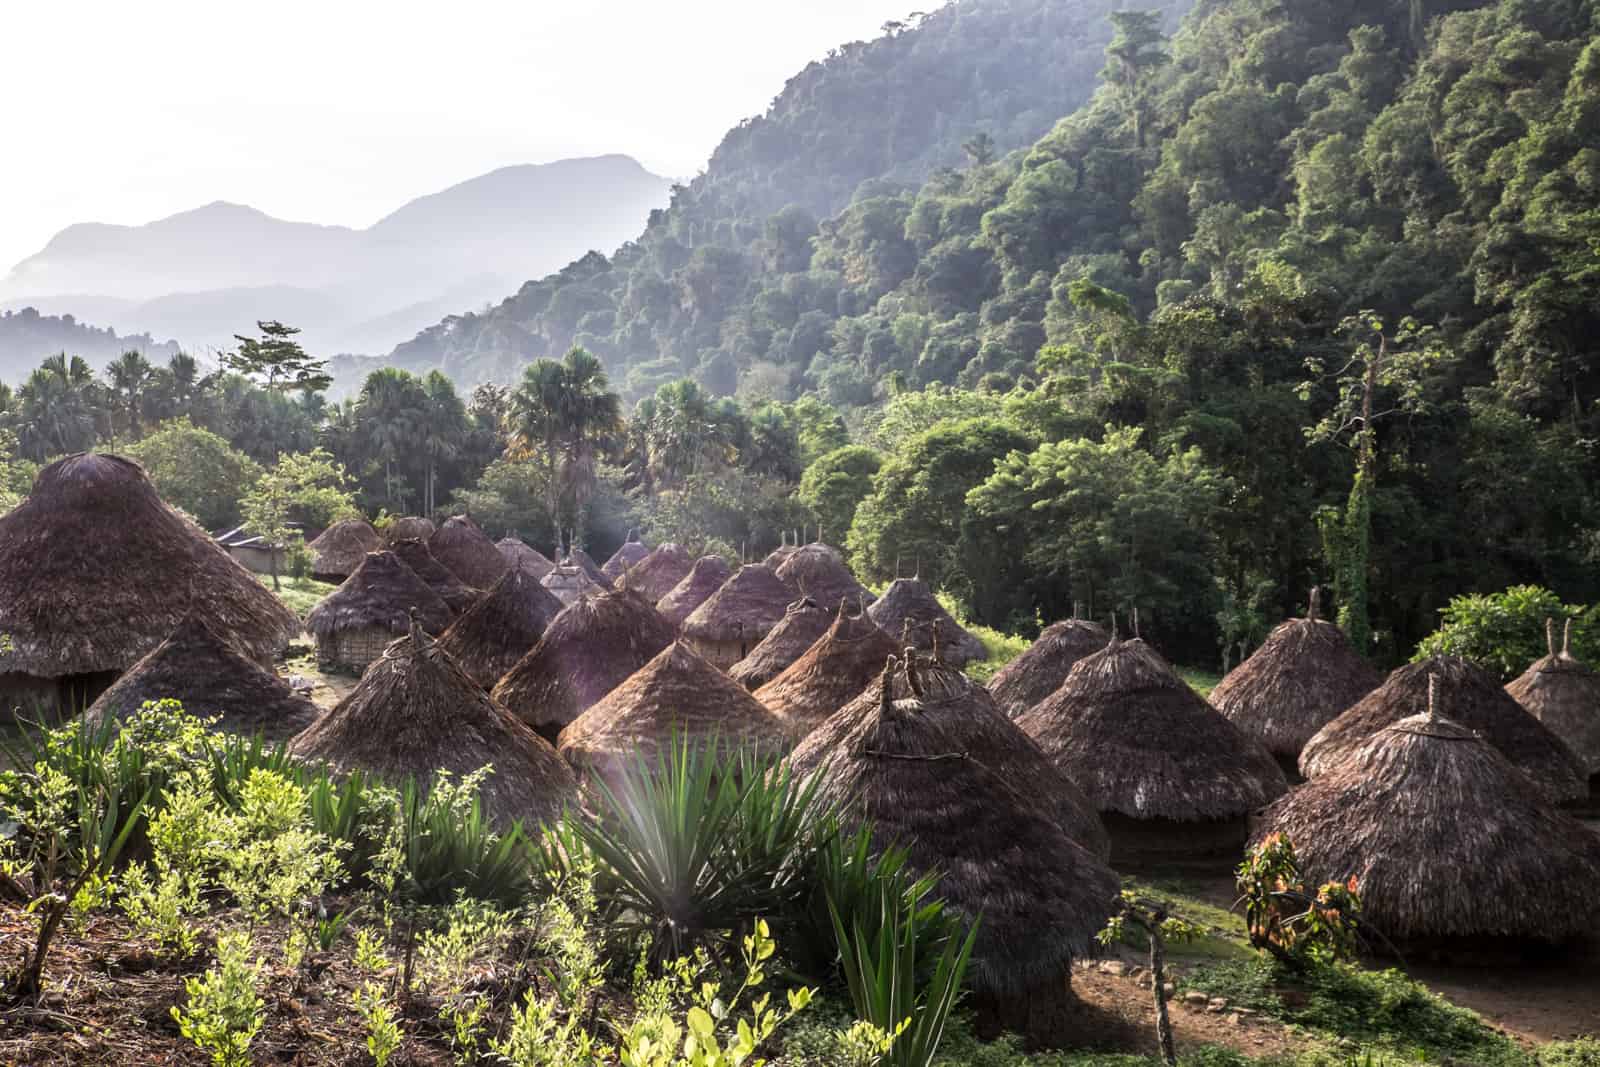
<box><xmin>827</xmin><ymin>874</ymin><xmax>976</xmax><ymax>1067</ymax></box>
<box><xmin>567</xmin><ymin>734</ymin><xmax>835</xmax><ymax>963</ymax></box>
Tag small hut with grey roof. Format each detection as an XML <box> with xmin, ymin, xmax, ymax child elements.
<box><xmin>429</xmin><ymin>515</ymin><xmax>508</xmax><ymax>590</ymax></box>
<box><xmin>987</xmin><ymin>617</ymin><xmax>1110</xmax><ymax>718</ymax></box>
<box><xmin>618</xmin><ymin>542</ymin><xmax>693</xmax><ymax>604</ymax></box>
<box><xmin>682</xmin><ymin>563</ymin><xmax>796</xmax><ymax>668</ymax></box>
<box><xmin>437</xmin><ymin>564</ymin><xmax>566</xmax><ymax>689</ymax></box>
<box><xmin>496</xmin><ymin>537</ymin><xmax>555</xmax><ymax>580</ymax></box>
<box><xmin>1505</xmin><ymin>619</ymin><xmax>1600</xmax><ymax>781</ymax></box>
<box><xmin>728</xmin><ymin>596</ymin><xmax>833</xmax><ymax>690</ymax></box>
<box><xmin>866</xmin><ymin>576</ymin><xmax>986</xmax><ymax>668</ymax></box>
<box><xmin>655</xmin><ymin>555</ymin><xmax>732</xmax><ymax>627</ymax></box>
<box><xmin>308</xmin><ymin>518</ymin><xmax>382</xmax><ymax>583</ymax></box>
<box><xmin>306</xmin><ymin>550</ymin><xmax>452</xmax><ymax>672</ymax></box>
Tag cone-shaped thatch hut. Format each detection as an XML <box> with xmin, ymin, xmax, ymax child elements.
<box><xmin>429</xmin><ymin>515</ymin><xmax>508</xmax><ymax>590</ymax></box>
<box><xmin>1506</xmin><ymin>620</ymin><xmax>1600</xmax><ymax>778</ymax></box>
<box><xmin>1257</xmin><ymin>706</ymin><xmax>1600</xmax><ymax>948</ymax></box>
<box><xmin>436</xmin><ymin>565</ymin><xmax>566</xmax><ymax>689</ymax></box>
<box><xmin>307</xmin><ymin>551</ymin><xmax>452</xmax><ymax>671</ymax></box>
<box><xmin>987</xmin><ymin>618</ymin><xmax>1111</xmax><ymax>718</ymax></box>
<box><xmin>773</xmin><ymin>543</ymin><xmax>872</xmax><ymax>607</ymax></box>
<box><xmin>558</xmin><ymin>641</ymin><xmax>791</xmax><ymax>791</ymax></box>
<box><xmin>0</xmin><ymin>453</ymin><xmax>300</xmax><ymax>712</ymax></box>
<box><xmin>541</xmin><ymin>565</ymin><xmax>604</xmax><ymax>607</ymax></box>
<box><xmin>492</xmin><ymin>588</ymin><xmax>677</xmax><ymax>743</ymax></box>
<box><xmin>761</xmin><ymin>538</ymin><xmax>798</xmax><ymax>569</ymax></box>
<box><xmin>617</xmin><ymin>542</ymin><xmax>693</xmax><ymax>604</ymax></box>
<box><xmin>290</xmin><ymin>618</ymin><xmax>578</xmax><ymax>829</ymax></box>
<box><xmin>787</xmin><ymin>657</ymin><xmax>1118</xmax><ymax>1045</ymax></box>
<box><xmin>1017</xmin><ymin>637</ymin><xmax>1287</xmax><ymax>862</ymax></box>
<box><xmin>601</xmin><ymin>532</ymin><xmax>651</xmax><ymax>582</ymax></box>
<box><xmin>756</xmin><ymin>603</ymin><xmax>899</xmax><ymax>738</ymax></box>
<box><xmin>384</xmin><ymin>516</ymin><xmax>435</xmax><ymax>544</ymax></box>
<box><xmin>682</xmin><ymin>563</ymin><xmax>795</xmax><ymax>668</ymax></box>
<box><xmin>866</xmin><ymin>577</ymin><xmax>986</xmax><ymax>668</ymax></box>
<box><xmin>1209</xmin><ymin>590</ymin><xmax>1382</xmax><ymax>765</ymax></box>
<box><xmin>566</xmin><ymin>548</ymin><xmax>611</xmax><ymax>589</ymax></box>
<box><xmin>84</xmin><ymin>616</ymin><xmax>319</xmax><ymax>742</ymax></box>
<box><xmin>728</xmin><ymin>597</ymin><xmax>833</xmax><ymax>690</ymax></box>
<box><xmin>391</xmin><ymin>538</ymin><xmax>480</xmax><ymax>615</ymax></box>
<box><xmin>308</xmin><ymin>518</ymin><xmax>382</xmax><ymax>582</ymax></box>
<box><xmin>495</xmin><ymin>537</ymin><xmax>555</xmax><ymax>580</ymax></box>
<box><xmin>1300</xmin><ymin>655</ymin><xmax>1587</xmax><ymax>802</ymax></box>
<box><xmin>798</xmin><ymin>652</ymin><xmax>1112</xmax><ymax>860</ymax></box>
<box><xmin>655</xmin><ymin>555</ymin><xmax>732</xmax><ymax>627</ymax></box>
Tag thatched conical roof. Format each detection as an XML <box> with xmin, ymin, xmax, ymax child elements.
<box><xmin>1257</xmin><ymin>710</ymin><xmax>1600</xmax><ymax>942</ymax></box>
<box><xmin>796</xmin><ymin>653</ymin><xmax>1111</xmax><ymax>860</ymax></box>
<box><xmin>558</xmin><ymin>641</ymin><xmax>791</xmax><ymax>789</ymax></box>
<box><xmin>728</xmin><ymin>597</ymin><xmax>834</xmax><ymax>690</ymax></box>
<box><xmin>0</xmin><ymin>453</ymin><xmax>299</xmax><ymax>677</ymax></box>
<box><xmin>84</xmin><ymin>615</ymin><xmax>318</xmax><ymax>742</ymax></box>
<box><xmin>617</xmin><ymin>542</ymin><xmax>693</xmax><ymax>604</ymax></box>
<box><xmin>786</xmin><ymin>658</ymin><xmax>1118</xmax><ymax>1000</ymax></box>
<box><xmin>761</xmin><ymin>541</ymin><xmax>798</xmax><ymax>569</ymax></box>
<box><xmin>987</xmin><ymin>619</ymin><xmax>1111</xmax><ymax>717</ymax></box>
<box><xmin>1017</xmin><ymin>638</ymin><xmax>1288</xmax><ymax>821</ymax></box>
<box><xmin>436</xmin><ymin>565</ymin><xmax>566</xmax><ymax>689</ymax></box>
<box><xmin>290</xmin><ymin>618</ymin><xmax>578</xmax><ymax>828</ymax></box>
<box><xmin>390</xmin><ymin>538</ymin><xmax>480</xmax><ymax>615</ymax></box>
<box><xmin>566</xmin><ymin>548</ymin><xmax>611</xmax><ymax>589</ymax></box>
<box><xmin>429</xmin><ymin>515</ymin><xmax>508</xmax><ymax>589</ymax></box>
<box><xmin>756</xmin><ymin>604</ymin><xmax>900</xmax><ymax>738</ymax></box>
<box><xmin>541</xmin><ymin>564</ymin><xmax>604</xmax><ymax>607</ymax></box>
<box><xmin>655</xmin><ymin>555</ymin><xmax>733</xmax><ymax>627</ymax></box>
<box><xmin>492</xmin><ymin>588</ymin><xmax>677</xmax><ymax>740</ymax></box>
<box><xmin>601</xmin><ymin>533</ymin><xmax>651</xmax><ymax>581</ymax></box>
<box><xmin>385</xmin><ymin>516</ymin><xmax>435</xmax><ymax>544</ymax></box>
<box><xmin>866</xmin><ymin>578</ymin><xmax>986</xmax><ymax>668</ymax></box>
<box><xmin>308</xmin><ymin>518</ymin><xmax>382</xmax><ymax>581</ymax></box>
<box><xmin>773</xmin><ymin>544</ymin><xmax>872</xmax><ymax>607</ymax></box>
<box><xmin>1210</xmin><ymin>593</ymin><xmax>1382</xmax><ymax>760</ymax></box>
<box><xmin>1505</xmin><ymin>620</ymin><xmax>1600</xmax><ymax>776</ymax></box>
<box><xmin>1300</xmin><ymin>655</ymin><xmax>1587</xmax><ymax>802</ymax></box>
<box><xmin>682</xmin><ymin>563</ymin><xmax>794</xmax><ymax>644</ymax></box>
<box><xmin>308</xmin><ymin>551</ymin><xmax>453</xmax><ymax>639</ymax></box>
<box><xmin>496</xmin><ymin>537</ymin><xmax>555</xmax><ymax>580</ymax></box>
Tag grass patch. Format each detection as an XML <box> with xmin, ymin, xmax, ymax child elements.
<box><xmin>1121</xmin><ymin>877</ymin><xmax>1253</xmax><ymax>962</ymax></box>
<box><xmin>259</xmin><ymin>574</ymin><xmax>336</xmax><ymax>618</ymax></box>
<box><xmin>932</xmin><ymin>590</ymin><xmax>1031</xmax><ymax>683</ymax></box>
<box><xmin>1177</xmin><ymin>665</ymin><xmax>1223</xmax><ymax>697</ymax></box>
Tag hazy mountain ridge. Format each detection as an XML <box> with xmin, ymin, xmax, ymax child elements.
<box><xmin>1</xmin><ymin>155</ymin><xmax>672</xmax><ymax>361</ymax></box>
<box><xmin>0</xmin><ymin>307</ymin><xmax>180</xmax><ymax>381</ymax></box>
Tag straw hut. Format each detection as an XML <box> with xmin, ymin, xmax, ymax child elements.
<box><xmin>289</xmin><ymin>618</ymin><xmax>578</xmax><ymax>829</ymax></box>
<box><xmin>773</xmin><ymin>543</ymin><xmax>872</xmax><ymax>607</ymax></box>
<box><xmin>558</xmin><ymin>641</ymin><xmax>791</xmax><ymax>792</ymax></box>
<box><xmin>797</xmin><ymin>652</ymin><xmax>1111</xmax><ymax>860</ymax></box>
<box><xmin>384</xmin><ymin>516</ymin><xmax>435</xmax><ymax>544</ymax></box>
<box><xmin>728</xmin><ymin>597</ymin><xmax>833</xmax><ymax>690</ymax></box>
<box><xmin>307</xmin><ymin>518</ymin><xmax>382</xmax><ymax>583</ymax></box>
<box><xmin>566</xmin><ymin>548</ymin><xmax>611</xmax><ymax>589</ymax></box>
<box><xmin>655</xmin><ymin>556</ymin><xmax>732</xmax><ymax>627</ymax></box>
<box><xmin>0</xmin><ymin>453</ymin><xmax>300</xmax><ymax>713</ymax></box>
<box><xmin>1209</xmin><ymin>590</ymin><xmax>1382</xmax><ymax>767</ymax></box>
<box><xmin>601</xmin><ymin>532</ymin><xmax>651</xmax><ymax>582</ymax></box>
<box><xmin>682</xmin><ymin>564</ymin><xmax>795</xmax><ymax>668</ymax></box>
<box><xmin>1257</xmin><ymin>703</ymin><xmax>1600</xmax><ymax>949</ymax></box>
<box><xmin>492</xmin><ymin>588</ymin><xmax>677</xmax><ymax>743</ymax></box>
<box><xmin>306</xmin><ymin>551</ymin><xmax>452</xmax><ymax>671</ymax></box>
<box><xmin>987</xmin><ymin>619</ymin><xmax>1111</xmax><ymax>718</ymax></box>
<box><xmin>390</xmin><ymin>538</ymin><xmax>481</xmax><ymax>615</ymax></box>
<box><xmin>761</xmin><ymin>541</ymin><xmax>798</xmax><ymax>569</ymax></box>
<box><xmin>787</xmin><ymin>657</ymin><xmax>1119</xmax><ymax>1046</ymax></box>
<box><xmin>866</xmin><ymin>578</ymin><xmax>986</xmax><ymax>668</ymax></box>
<box><xmin>84</xmin><ymin>615</ymin><xmax>319</xmax><ymax>742</ymax></box>
<box><xmin>1300</xmin><ymin>655</ymin><xmax>1587</xmax><ymax>802</ymax></box>
<box><xmin>436</xmin><ymin>565</ymin><xmax>565</xmax><ymax>689</ymax></box>
<box><xmin>618</xmin><ymin>542</ymin><xmax>693</xmax><ymax>603</ymax></box>
<box><xmin>541</xmin><ymin>565</ymin><xmax>604</xmax><ymax>607</ymax></box>
<box><xmin>1017</xmin><ymin>637</ymin><xmax>1287</xmax><ymax>862</ymax></box>
<box><xmin>429</xmin><ymin>515</ymin><xmax>508</xmax><ymax>590</ymax></box>
<box><xmin>756</xmin><ymin>603</ymin><xmax>900</xmax><ymax>738</ymax></box>
<box><xmin>496</xmin><ymin>537</ymin><xmax>555</xmax><ymax>580</ymax></box>
<box><xmin>1506</xmin><ymin>620</ymin><xmax>1600</xmax><ymax>778</ymax></box>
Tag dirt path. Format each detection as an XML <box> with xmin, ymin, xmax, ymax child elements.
<box><xmin>1409</xmin><ymin>949</ymin><xmax>1600</xmax><ymax>1044</ymax></box>
<box><xmin>1069</xmin><ymin>962</ymin><xmax>1303</xmax><ymax>1060</ymax></box>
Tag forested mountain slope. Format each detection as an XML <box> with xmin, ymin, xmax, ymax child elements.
<box><xmin>0</xmin><ymin>307</ymin><xmax>179</xmax><ymax>381</ymax></box>
<box><xmin>376</xmin><ymin>0</ymin><xmax>1192</xmax><ymax>389</ymax></box>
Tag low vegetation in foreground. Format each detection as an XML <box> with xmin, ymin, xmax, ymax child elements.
<box><xmin>0</xmin><ymin>701</ymin><xmax>1591</xmax><ymax>1066</ymax></box>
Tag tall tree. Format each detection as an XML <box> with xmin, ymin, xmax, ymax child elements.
<box><xmin>225</xmin><ymin>321</ymin><xmax>332</xmax><ymax>396</ymax></box>
<box><xmin>509</xmin><ymin>347</ymin><xmax>622</xmax><ymax>544</ymax></box>
<box><xmin>106</xmin><ymin>350</ymin><xmax>153</xmax><ymax>438</ymax></box>
<box><xmin>1100</xmin><ymin>11</ymin><xmax>1169</xmax><ymax>150</ymax></box>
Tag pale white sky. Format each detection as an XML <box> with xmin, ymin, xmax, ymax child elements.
<box><xmin>0</xmin><ymin>0</ymin><xmax>926</xmax><ymax>270</ymax></box>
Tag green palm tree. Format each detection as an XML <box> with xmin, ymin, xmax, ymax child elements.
<box><xmin>418</xmin><ymin>371</ymin><xmax>469</xmax><ymax>516</ymax></box>
<box><xmin>509</xmin><ymin>347</ymin><xmax>622</xmax><ymax>542</ymax></box>
<box><xmin>14</xmin><ymin>354</ymin><xmax>101</xmax><ymax>460</ymax></box>
<box><xmin>358</xmin><ymin>368</ymin><xmax>426</xmax><ymax>511</ymax></box>
<box><xmin>107</xmin><ymin>350</ymin><xmax>154</xmax><ymax>439</ymax></box>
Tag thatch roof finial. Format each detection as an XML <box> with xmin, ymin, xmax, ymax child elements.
<box><xmin>879</xmin><ymin>655</ymin><xmax>898</xmax><ymax>717</ymax></box>
<box><xmin>1426</xmin><ymin>672</ymin><xmax>1439</xmax><ymax>722</ymax></box>
<box><xmin>1132</xmin><ymin>606</ymin><xmax>1141</xmax><ymax>639</ymax></box>
<box><xmin>1547</xmin><ymin>617</ymin><xmax>1558</xmax><ymax>658</ymax></box>
<box><xmin>931</xmin><ymin>619</ymin><xmax>943</xmax><ymax>664</ymax></box>
<box><xmin>1563</xmin><ymin>617</ymin><xmax>1573</xmax><ymax>657</ymax></box>
<box><xmin>903</xmin><ymin>650</ymin><xmax>924</xmax><ymax>699</ymax></box>
<box><xmin>1308</xmin><ymin>585</ymin><xmax>1322</xmax><ymax>622</ymax></box>
<box><xmin>407</xmin><ymin>606</ymin><xmax>428</xmax><ymax>651</ymax></box>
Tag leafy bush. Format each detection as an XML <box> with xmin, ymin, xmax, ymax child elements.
<box><xmin>933</xmin><ymin>590</ymin><xmax>1028</xmax><ymax>684</ymax></box>
<box><xmin>374</xmin><ymin>769</ymin><xmax>533</xmax><ymax>909</ymax></box>
<box><xmin>171</xmin><ymin>931</ymin><xmax>265</xmax><ymax>1067</ymax></box>
<box><xmin>1237</xmin><ymin>835</ymin><xmax>1361</xmax><ymax>968</ymax></box>
<box><xmin>1413</xmin><ymin>585</ymin><xmax>1594</xmax><ymax>681</ymax></box>
<box><xmin>1540</xmin><ymin>1039</ymin><xmax>1600</xmax><ymax>1067</ymax></box>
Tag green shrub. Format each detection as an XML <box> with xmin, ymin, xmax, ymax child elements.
<box><xmin>934</xmin><ymin>591</ymin><xmax>1028</xmax><ymax>684</ymax></box>
<box><xmin>1413</xmin><ymin>585</ymin><xmax>1594</xmax><ymax>680</ymax></box>
<box><xmin>171</xmin><ymin>930</ymin><xmax>266</xmax><ymax>1067</ymax></box>
<box><xmin>1540</xmin><ymin>1039</ymin><xmax>1600</xmax><ymax>1067</ymax></box>
<box><xmin>374</xmin><ymin>769</ymin><xmax>533</xmax><ymax>908</ymax></box>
